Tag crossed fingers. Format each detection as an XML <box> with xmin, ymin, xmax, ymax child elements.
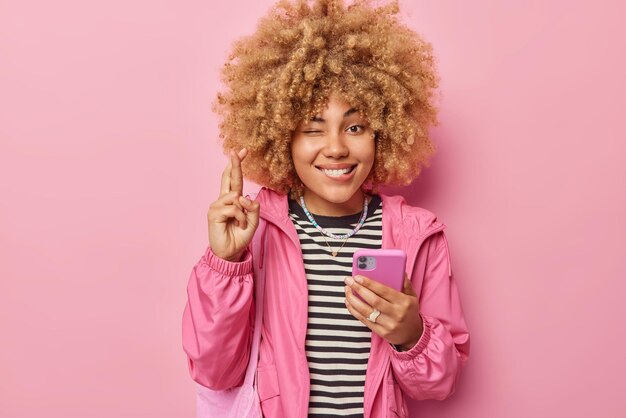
<box><xmin>216</xmin><ymin>148</ymin><xmax>248</xmax><ymax>226</ymax></box>
<box><xmin>220</xmin><ymin>148</ymin><xmax>247</xmax><ymax>197</ymax></box>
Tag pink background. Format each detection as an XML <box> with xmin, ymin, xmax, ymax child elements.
<box><xmin>1</xmin><ymin>0</ymin><xmax>625</xmax><ymax>417</ymax></box>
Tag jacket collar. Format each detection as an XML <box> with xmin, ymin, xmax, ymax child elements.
<box><xmin>251</xmin><ymin>186</ymin><xmax>444</xmax><ymax>241</ymax></box>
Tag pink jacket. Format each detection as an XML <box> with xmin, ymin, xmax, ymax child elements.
<box><xmin>182</xmin><ymin>187</ymin><xmax>470</xmax><ymax>417</ymax></box>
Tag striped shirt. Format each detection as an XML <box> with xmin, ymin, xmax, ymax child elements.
<box><xmin>288</xmin><ymin>195</ymin><xmax>383</xmax><ymax>418</ymax></box>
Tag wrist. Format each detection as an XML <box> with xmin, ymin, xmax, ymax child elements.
<box><xmin>224</xmin><ymin>252</ymin><xmax>245</xmax><ymax>262</ymax></box>
<box><xmin>215</xmin><ymin>249</ymin><xmax>245</xmax><ymax>262</ymax></box>
<box><xmin>396</xmin><ymin>316</ymin><xmax>424</xmax><ymax>351</ymax></box>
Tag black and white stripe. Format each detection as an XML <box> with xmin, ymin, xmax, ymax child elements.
<box><xmin>288</xmin><ymin>195</ymin><xmax>383</xmax><ymax>418</ymax></box>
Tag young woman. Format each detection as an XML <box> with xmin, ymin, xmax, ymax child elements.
<box><xmin>182</xmin><ymin>1</ymin><xmax>470</xmax><ymax>417</ymax></box>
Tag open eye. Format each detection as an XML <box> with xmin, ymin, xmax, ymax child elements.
<box><xmin>346</xmin><ymin>125</ymin><xmax>365</xmax><ymax>134</ymax></box>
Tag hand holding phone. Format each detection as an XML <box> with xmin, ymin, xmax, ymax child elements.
<box><xmin>351</xmin><ymin>249</ymin><xmax>406</xmax><ymax>302</ymax></box>
<box><xmin>348</xmin><ymin>248</ymin><xmax>424</xmax><ymax>350</ymax></box>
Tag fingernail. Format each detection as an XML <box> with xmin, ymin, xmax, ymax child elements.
<box><xmin>240</xmin><ymin>196</ymin><xmax>250</xmax><ymax>205</ymax></box>
<box><xmin>354</xmin><ymin>275</ymin><xmax>363</xmax><ymax>283</ymax></box>
<box><xmin>344</xmin><ymin>276</ymin><xmax>354</xmax><ymax>285</ymax></box>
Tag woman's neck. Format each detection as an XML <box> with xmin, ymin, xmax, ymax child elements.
<box><xmin>301</xmin><ymin>189</ymin><xmax>368</xmax><ymax>217</ymax></box>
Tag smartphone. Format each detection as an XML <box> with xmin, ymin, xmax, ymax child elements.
<box><xmin>351</xmin><ymin>249</ymin><xmax>406</xmax><ymax>302</ymax></box>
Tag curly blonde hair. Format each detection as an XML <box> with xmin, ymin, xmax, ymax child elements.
<box><xmin>214</xmin><ymin>0</ymin><xmax>440</xmax><ymax>199</ymax></box>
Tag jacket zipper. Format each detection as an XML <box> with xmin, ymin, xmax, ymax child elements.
<box><xmin>257</xmin><ymin>213</ymin><xmax>310</xmax><ymax>417</ymax></box>
<box><xmin>364</xmin><ymin>223</ymin><xmax>446</xmax><ymax>418</ymax></box>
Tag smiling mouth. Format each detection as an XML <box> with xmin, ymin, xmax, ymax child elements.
<box><xmin>316</xmin><ymin>165</ymin><xmax>357</xmax><ymax>177</ymax></box>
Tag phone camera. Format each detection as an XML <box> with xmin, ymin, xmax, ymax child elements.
<box><xmin>358</xmin><ymin>263</ymin><xmax>367</xmax><ymax>269</ymax></box>
<box><xmin>358</xmin><ymin>256</ymin><xmax>366</xmax><ymax>262</ymax></box>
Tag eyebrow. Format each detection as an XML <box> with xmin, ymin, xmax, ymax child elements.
<box><xmin>310</xmin><ymin>107</ymin><xmax>359</xmax><ymax>122</ymax></box>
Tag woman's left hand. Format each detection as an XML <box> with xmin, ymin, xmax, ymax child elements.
<box><xmin>344</xmin><ymin>273</ymin><xmax>423</xmax><ymax>351</ymax></box>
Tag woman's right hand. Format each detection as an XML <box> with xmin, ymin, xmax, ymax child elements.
<box><xmin>207</xmin><ymin>148</ymin><xmax>261</xmax><ymax>262</ymax></box>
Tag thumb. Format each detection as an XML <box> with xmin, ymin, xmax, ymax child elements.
<box><xmin>240</xmin><ymin>195</ymin><xmax>261</xmax><ymax>225</ymax></box>
<box><xmin>402</xmin><ymin>274</ymin><xmax>417</xmax><ymax>296</ymax></box>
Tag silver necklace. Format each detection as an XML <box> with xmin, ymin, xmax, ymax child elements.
<box><xmin>299</xmin><ymin>195</ymin><xmax>369</xmax><ymax>256</ymax></box>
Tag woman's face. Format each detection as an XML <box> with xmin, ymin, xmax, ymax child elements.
<box><xmin>290</xmin><ymin>93</ymin><xmax>375</xmax><ymax>216</ymax></box>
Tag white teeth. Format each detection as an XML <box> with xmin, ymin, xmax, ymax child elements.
<box><xmin>322</xmin><ymin>167</ymin><xmax>353</xmax><ymax>177</ymax></box>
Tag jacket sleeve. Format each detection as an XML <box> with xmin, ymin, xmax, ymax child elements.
<box><xmin>181</xmin><ymin>245</ymin><xmax>255</xmax><ymax>390</ymax></box>
<box><xmin>389</xmin><ymin>230</ymin><xmax>470</xmax><ymax>400</ymax></box>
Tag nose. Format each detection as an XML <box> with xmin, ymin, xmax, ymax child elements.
<box><xmin>322</xmin><ymin>131</ymin><xmax>349</xmax><ymax>158</ymax></box>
